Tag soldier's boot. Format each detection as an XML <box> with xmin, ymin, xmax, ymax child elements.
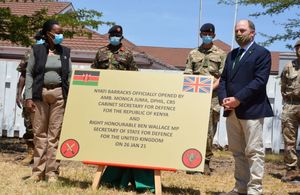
<box><xmin>21</xmin><ymin>142</ymin><xmax>34</xmax><ymax>166</ymax></box>
<box><xmin>281</xmin><ymin>168</ymin><xmax>299</xmax><ymax>182</ymax></box>
<box><xmin>203</xmin><ymin>161</ymin><xmax>211</xmax><ymax>176</ymax></box>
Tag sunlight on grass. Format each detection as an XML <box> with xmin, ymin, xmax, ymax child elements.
<box><xmin>1</xmin><ymin>149</ymin><xmax>299</xmax><ymax>194</ymax></box>
<box><xmin>265</xmin><ymin>153</ymin><xmax>284</xmax><ymax>163</ymax></box>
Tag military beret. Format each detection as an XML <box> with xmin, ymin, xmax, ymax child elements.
<box><xmin>200</xmin><ymin>23</ymin><xmax>215</xmax><ymax>33</ymax></box>
<box><xmin>294</xmin><ymin>40</ymin><xmax>300</xmax><ymax>48</ymax></box>
<box><xmin>108</xmin><ymin>25</ymin><xmax>123</xmax><ymax>36</ymax></box>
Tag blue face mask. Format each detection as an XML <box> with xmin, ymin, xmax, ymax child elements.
<box><xmin>53</xmin><ymin>34</ymin><xmax>64</xmax><ymax>45</ymax></box>
<box><xmin>109</xmin><ymin>36</ymin><xmax>122</xmax><ymax>46</ymax></box>
<box><xmin>36</xmin><ymin>39</ymin><xmax>45</xmax><ymax>45</ymax></box>
<box><xmin>202</xmin><ymin>35</ymin><xmax>213</xmax><ymax>44</ymax></box>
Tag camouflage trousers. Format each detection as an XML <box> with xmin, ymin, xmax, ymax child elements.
<box><xmin>205</xmin><ymin>108</ymin><xmax>220</xmax><ymax>162</ymax></box>
<box><xmin>281</xmin><ymin>103</ymin><xmax>300</xmax><ymax>169</ymax></box>
<box><xmin>22</xmin><ymin>107</ymin><xmax>33</xmax><ymax>141</ymax></box>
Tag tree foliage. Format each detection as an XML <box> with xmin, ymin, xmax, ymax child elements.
<box><xmin>0</xmin><ymin>0</ymin><xmax>114</xmax><ymax>46</ymax></box>
<box><xmin>218</xmin><ymin>0</ymin><xmax>300</xmax><ymax>48</ymax></box>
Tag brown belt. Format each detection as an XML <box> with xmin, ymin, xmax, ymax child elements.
<box><xmin>43</xmin><ymin>83</ymin><xmax>62</xmax><ymax>90</ymax></box>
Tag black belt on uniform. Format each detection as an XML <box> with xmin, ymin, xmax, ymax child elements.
<box><xmin>43</xmin><ymin>83</ymin><xmax>62</xmax><ymax>90</ymax></box>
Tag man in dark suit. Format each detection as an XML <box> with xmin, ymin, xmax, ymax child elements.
<box><xmin>218</xmin><ymin>19</ymin><xmax>273</xmax><ymax>195</ymax></box>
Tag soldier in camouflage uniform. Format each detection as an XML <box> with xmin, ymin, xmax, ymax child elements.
<box><xmin>281</xmin><ymin>40</ymin><xmax>300</xmax><ymax>182</ymax></box>
<box><xmin>91</xmin><ymin>25</ymin><xmax>137</xmax><ymax>71</ymax></box>
<box><xmin>16</xmin><ymin>32</ymin><xmax>45</xmax><ymax>165</ymax></box>
<box><xmin>184</xmin><ymin>23</ymin><xmax>226</xmax><ymax>175</ymax></box>
<box><xmin>91</xmin><ymin>25</ymin><xmax>154</xmax><ymax>192</ymax></box>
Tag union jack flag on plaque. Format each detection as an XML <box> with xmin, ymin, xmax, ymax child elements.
<box><xmin>182</xmin><ymin>76</ymin><xmax>212</xmax><ymax>93</ymax></box>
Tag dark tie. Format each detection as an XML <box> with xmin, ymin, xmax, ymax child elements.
<box><xmin>232</xmin><ymin>48</ymin><xmax>245</xmax><ymax>69</ymax></box>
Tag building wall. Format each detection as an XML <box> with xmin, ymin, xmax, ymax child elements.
<box><xmin>0</xmin><ymin>59</ymin><xmax>24</xmax><ymax>137</ymax></box>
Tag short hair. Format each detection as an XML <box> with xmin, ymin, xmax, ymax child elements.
<box><xmin>42</xmin><ymin>19</ymin><xmax>59</xmax><ymax>35</ymax></box>
<box><xmin>235</xmin><ymin>19</ymin><xmax>256</xmax><ymax>31</ymax></box>
<box><xmin>247</xmin><ymin>20</ymin><xmax>255</xmax><ymax>31</ymax></box>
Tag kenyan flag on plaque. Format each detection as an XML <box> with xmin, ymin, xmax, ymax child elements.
<box><xmin>72</xmin><ymin>70</ymin><xmax>100</xmax><ymax>86</ymax></box>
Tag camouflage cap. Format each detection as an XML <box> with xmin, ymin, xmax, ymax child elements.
<box><xmin>108</xmin><ymin>25</ymin><xmax>123</xmax><ymax>37</ymax></box>
<box><xmin>200</xmin><ymin>23</ymin><xmax>215</xmax><ymax>33</ymax></box>
<box><xmin>294</xmin><ymin>40</ymin><xmax>300</xmax><ymax>48</ymax></box>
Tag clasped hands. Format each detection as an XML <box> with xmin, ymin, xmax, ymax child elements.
<box><xmin>222</xmin><ymin>97</ymin><xmax>240</xmax><ymax>111</ymax></box>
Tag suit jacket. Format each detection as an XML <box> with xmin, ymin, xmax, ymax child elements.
<box><xmin>218</xmin><ymin>42</ymin><xmax>273</xmax><ymax>119</ymax></box>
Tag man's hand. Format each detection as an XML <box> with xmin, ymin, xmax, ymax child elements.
<box><xmin>16</xmin><ymin>93</ymin><xmax>23</xmax><ymax>109</ymax></box>
<box><xmin>25</xmin><ymin>99</ymin><xmax>36</xmax><ymax>113</ymax></box>
<box><xmin>222</xmin><ymin>97</ymin><xmax>240</xmax><ymax>111</ymax></box>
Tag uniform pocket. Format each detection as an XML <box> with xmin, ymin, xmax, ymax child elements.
<box><xmin>191</xmin><ymin>57</ymin><xmax>204</xmax><ymax>67</ymax></box>
<box><xmin>190</xmin><ymin>57</ymin><xmax>204</xmax><ymax>74</ymax></box>
<box><xmin>53</xmin><ymin>87</ymin><xmax>63</xmax><ymax>100</ymax></box>
<box><xmin>285</xmin><ymin>73</ymin><xmax>298</xmax><ymax>90</ymax></box>
<box><xmin>208</xmin><ymin>57</ymin><xmax>222</xmax><ymax>77</ymax></box>
<box><xmin>286</xmin><ymin>72</ymin><xmax>298</xmax><ymax>80</ymax></box>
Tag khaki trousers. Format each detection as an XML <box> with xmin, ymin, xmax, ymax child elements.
<box><xmin>226</xmin><ymin>111</ymin><xmax>264</xmax><ymax>195</ymax></box>
<box><xmin>281</xmin><ymin>103</ymin><xmax>300</xmax><ymax>169</ymax></box>
<box><xmin>31</xmin><ymin>87</ymin><xmax>65</xmax><ymax>178</ymax></box>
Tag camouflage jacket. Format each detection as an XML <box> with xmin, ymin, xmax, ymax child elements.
<box><xmin>281</xmin><ymin>59</ymin><xmax>300</xmax><ymax>101</ymax></box>
<box><xmin>184</xmin><ymin>44</ymin><xmax>226</xmax><ymax>78</ymax></box>
<box><xmin>91</xmin><ymin>44</ymin><xmax>138</xmax><ymax>71</ymax></box>
<box><xmin>184</xmin><ymin>44</ymin><xmax>226</xmax><ymax>112</ymax></box>
<box><xmin>16</xmin><ymin>50</ymin><xmax>31</xmax><ymax>77</ymax></box>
